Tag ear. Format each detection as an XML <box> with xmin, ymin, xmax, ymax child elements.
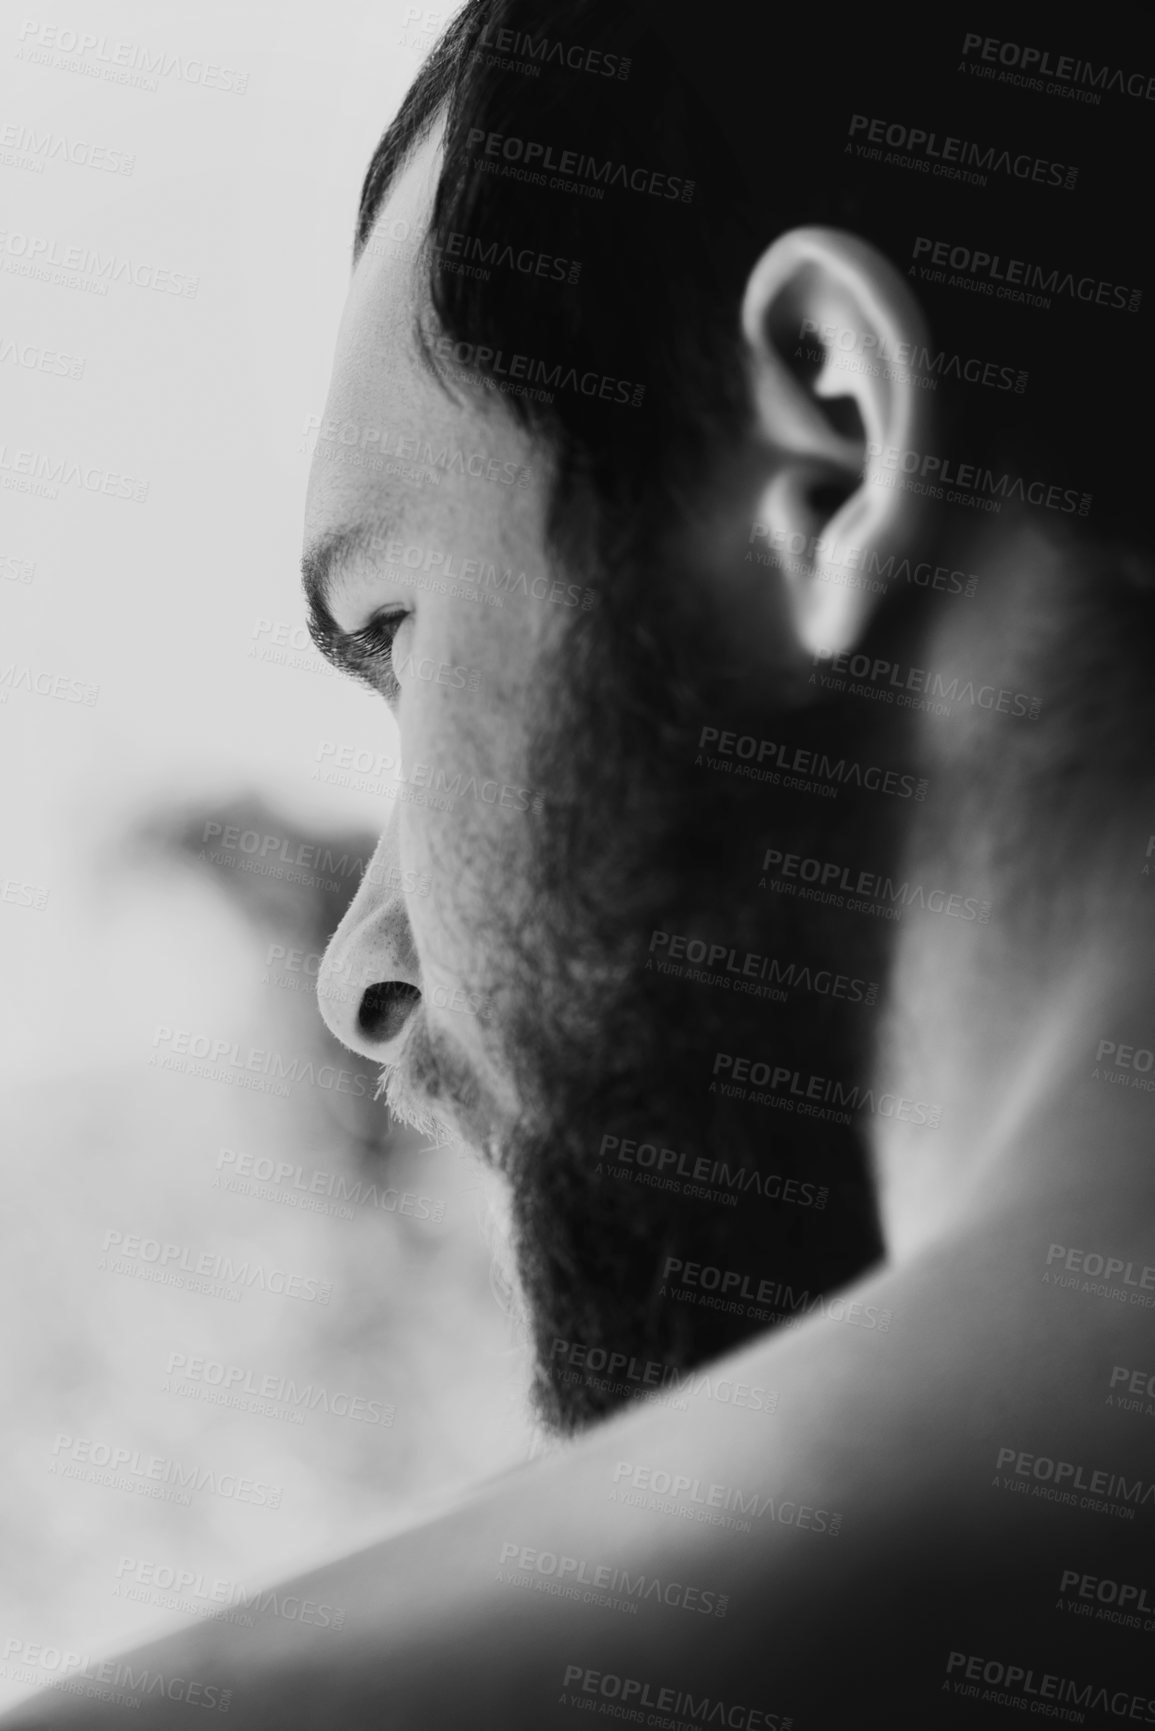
<box><xmin>741</xmin><ymin>226</ymin><xmax>933</xmax><ymax>658</ymax></box>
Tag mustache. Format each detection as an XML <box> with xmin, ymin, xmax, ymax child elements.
<box><xmin>375</xmin><ymin>1002</ymin><xmax>501</xmax><ymax>1160</ymax></box>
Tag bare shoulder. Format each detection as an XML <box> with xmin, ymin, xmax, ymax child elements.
<box><xmin>8</xmin><ymin>1241</ymin><xmax>1153</xmax><ymax>1729</ymax></box>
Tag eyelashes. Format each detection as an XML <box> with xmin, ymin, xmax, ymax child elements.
<box><xmin>342</xmin><ymin>609</ymin><xmax>409</xmax><ymax>701</ymax></box>
<box><xmin>347</xmin><ymin>608</ymin><xmax>407</xmax><ymax>662</ymax></box>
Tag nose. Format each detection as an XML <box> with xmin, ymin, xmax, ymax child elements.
<box><xmin>317</xmin><ymin>830</ymin><xmax>422</xmax><ymax>1062</ymax></box>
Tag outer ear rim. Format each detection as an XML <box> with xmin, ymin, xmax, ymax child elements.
<box><xmin>740</xmin><ymin>225</ymin><xmax>933</xmax><ymax>466</ymax></box>
<box><xmin>740</xmin><ymin>225</ymin><xmax>931</xmax><ymax>360</ymax></box>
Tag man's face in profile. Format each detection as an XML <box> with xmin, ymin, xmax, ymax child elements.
<box><xmin>304</xmin><ymin>124</ymin><xmax>557</xmax><ymax>1159</ymax></box>
<box><xmin>304</xmin><ymin>122</ymin><xmax>898</xmax><ymax>1434</ymax></box>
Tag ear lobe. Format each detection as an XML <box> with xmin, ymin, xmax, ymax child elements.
<box><xmin>741</xmin><ymin>226</ymin><xmax>934</xmax><ymax>658</ymax></box>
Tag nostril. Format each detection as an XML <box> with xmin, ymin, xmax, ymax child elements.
<box><xmin>357</xmin><ymin>981</ymin><xmax>421</xmax><ymax>1043</ymax></box>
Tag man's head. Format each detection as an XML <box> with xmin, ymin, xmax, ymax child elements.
<box><xmin>303</xmin><ymin>2</ymin><xmax>1154</xmax><ymax>1432</ymax></box>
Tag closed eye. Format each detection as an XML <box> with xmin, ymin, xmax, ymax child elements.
<box><xmin>327</xmin><ymin>609</ymin><xmax>409</xmax><ymax>702</ymax></box>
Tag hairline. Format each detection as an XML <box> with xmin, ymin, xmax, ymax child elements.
<box><xmin>353</xmin><ymin>16</ymin><xmax>473</xmax><ymax>267</ymax></box>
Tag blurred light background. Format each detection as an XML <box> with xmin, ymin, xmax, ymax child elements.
<box><xmin>0</xmin><ymin>0</ymin><xmax>538</xmax><ymax>1707</ymax></box>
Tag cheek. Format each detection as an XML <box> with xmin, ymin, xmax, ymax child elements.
<box><xmin>393</xmin><ymin>595</ymin><xmax>541</xmax><ymax>973</ymax></box>
<box><xmin>395</xmin><ymin>684</ymin><xmax>437</xmax><ymax>878</ymax></box>
<box><xmin>394</xmin><ymin>666</ymin><xmax>480</xmax><ymax>936</ymax></box>
<box><xmin>401</xmin><ymin>792</ymin><xmax>495</xmax><ymax>1031</ymax></box>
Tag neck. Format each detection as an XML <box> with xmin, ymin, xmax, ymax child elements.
<box><xmin>874</xmin><ymin>935</ymin><xmax>1155</xmax><ymax>1261</ymax></box>
<box><xmin>872</xmin><ymin>514</ymin><xmax>1155</xmax><ymax>1263</ymax></box>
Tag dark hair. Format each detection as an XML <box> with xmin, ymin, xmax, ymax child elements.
<box><xmin>360</xmin><ymin>2</ymin><xmax>1155</xmax><ymax>569</ymax></box>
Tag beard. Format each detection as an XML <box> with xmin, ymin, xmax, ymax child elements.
<box><xmin>446</xmin><ymin>492</ymin><xmax>942</xmax><ymax>1438</ymax></box>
